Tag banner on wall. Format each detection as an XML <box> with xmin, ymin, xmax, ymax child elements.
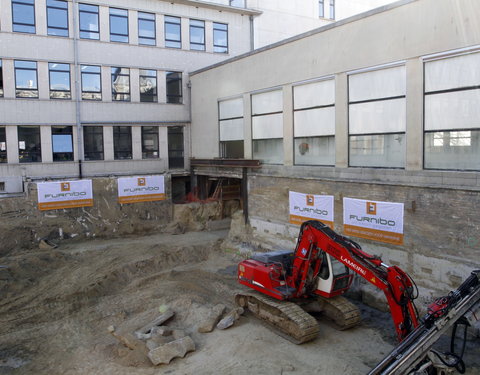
<box><xmin>37</xmin><ymin>180</ymin><xmax>93</xmax><ymax>211</ymax></box>
<box><xmin>118</xmin><ymin>175</ymin><xmax>166</xmax><ymax>204</ymax></box>
<box><xmin>343</xmin><ymin>197</ymin><xmax>404</xmax><ymax>245</ymax></box>
<box><xmin>289</xmin><ymin>191</ymin><xmax>334</xmax><ymax>228</ymax></box>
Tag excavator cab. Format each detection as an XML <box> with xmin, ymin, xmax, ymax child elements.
<box><xmin>315</xmin><ymin>252</ymin><xmax>353</xmax><ymax>298</ymax></box>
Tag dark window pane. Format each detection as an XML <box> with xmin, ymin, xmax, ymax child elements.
<box><xmin>113</xmin><ymin>126</ymin><xmax>132</xmax><ymax>159</ymax></box>
<box><xmin>142</xmin><ymin>126</ymin><xmax>159</xmax><ymax>159</ymax></box>
<box><xmin>0</xmin><ymin>60</ymin><xmax>3</xmax><ymax>97</ymax></box>
<box><xmin>0</xmin><ymin>127</ymin><xmax>6</xmax><ymax>163</ymax></box>
<box><xmin>52</xmin><ymin>126</ymin><xmax>73</xmax><ymax>161</ymax></box>
<box><xmin>18</xmin><ymin>126</ymin><xmax>41</xmax><ymax>163</ymax></box>
<box><xmin>84</xmin><ymin>126</ymin><xmax>104</xmax><ymax>160</ymax></box>
<box><xmin>168</xmin><ymin>127</ymin><xmax>184</xmax><ymax>169</ymax></box>
<box><xmin>166</xmin><ymin>72</ymin><xmax>182</xmax><ymax>104</ymax></box>
<box><xmin>140</xmin><ymin>70</ymin><xmax>157</xmax><ymax>102</ymax></box>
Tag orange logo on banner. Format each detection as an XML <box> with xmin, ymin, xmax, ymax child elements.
<box><xmin>366</xmin><ymin>201</ymin><xmax>377</xmax><ymax>215</ymax></box>
<box><xmin>306</xmin><ymin>195</ymin><xmax>314</xmax><ymax>206</ymax></box>
<box><xmin>138</xmin><ymin>178</ymin><xmax>146</xmax><ymax>186</ymax></box>
<box><xmin>61</xmin><ymin>182</ymin><xmax>70</xmax><ymax>191</ymax></box>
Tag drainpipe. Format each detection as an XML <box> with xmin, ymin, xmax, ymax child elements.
<box><xmin>72</xmin><ymin>0</ymin><xmax>83</xmax><ymax>178</ymax></box>
<box><xmin>249</xmin><ymin>15</ymin><xmax>254</xmax><ymax>51</ymax></box>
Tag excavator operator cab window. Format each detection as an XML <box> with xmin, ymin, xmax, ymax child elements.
<box><xmin>331</xmin><ymin>258</ymin><xmax>352</xmax><ymax>292</ymax></box>
<box><xmin>318</xmin><ymin>251</ymin><xmax>330</xmax><ymax>280</ymax></box>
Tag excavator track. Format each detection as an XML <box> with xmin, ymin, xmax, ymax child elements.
<box><xmin>235</xmin><ymin>291</ymin><xmax>320</xmax><ymax>344</ymax></box>
<box><xmin>318</xmin><ymin>295</ymin><xmax>361</xmax><ymax>330</ymax></box>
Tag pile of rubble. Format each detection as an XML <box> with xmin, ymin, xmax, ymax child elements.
<box><xmin>108</xmin><ymin>304</ymin><xmax>244</xmax><ymax>366</ymax></box>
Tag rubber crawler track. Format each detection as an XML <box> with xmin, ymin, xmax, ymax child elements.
<box><xmin>235</xmin><ymin>291</ymin><xmax>320</xmax><ymax>344</ymax></box>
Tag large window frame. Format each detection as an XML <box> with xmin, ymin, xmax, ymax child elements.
<box><xmin>47</xmin><ymin>0</ymin><xmax>68</xmax><ymax>37</ymax></box>
<box><xmin>189</xmin><ymin>19</ymin><xmax>205</xmax><ymax>51</ymax></box>
<box><xmin>329</xmin><ymin>0</ymin><xmax>335</xmax><ymax>20</ymax></box>
<box><xmin>109</xmin><ymin>7</ymin><xmax>128</xmax><ymax>43</ymax></box>
<box><xmin>52</xmin><ymin>125</ymin><xmax>74</xmax><ymax>162</ymax></box>
<box><xmin>213</xmin><ymin>22</ymin><xmax>228</xmax><ymax>53</ymax></box>
<box><xmin>423</xmin><ymin>51</ymin><xmax>480</xmax><ymax>171</ymax></box>
<box><xmin>348</xmin><ymin>64</ymin><xmax>406</xmax><ymax>168</ymax></box>
<box><xmin>113</xmin><ymin>126</ymin><xmax>132</xmax><ymax>160</ymax></box>
<box><xmin>12</xmin><ymin>0</ymin><xmax>36</xmax><ymax>34</ymax></box>
<box><xmin>81</xmin><ymin>65</ymin><xmax>102</xmax><ymax>101</ymax></box>
<box><xmin>219</xmin><ymin>97</ymin><xmax>244</xmax><ymax>159</ymax></box>
<box><xmin>138</xmin><ymin>12</ymin><xmax>156</xmax><ymax>46</ymax></box>
<box><xmin>165</xmin><ymin>16</ymin><xmax>181</xmax><ymax>49</ymax></box>
<box><xmin>49</xmin><ymin>62</ymin><xmax>71</xmax><ymax>99</ymax></box>
<box><xmin>319</xmin><ymin>0</ymin><xmax>324</xmax><ymax>18</ymax></box>
<box><xmin>168</xmin><ymin>126</ymin><xmax>184</xmax><ymax>169</ymax></box>
<box><xmin>111</xmin><ymin>67</ymin><xmax>130</xmax><ymax>101</ymax></box>
<box><xmin>79</xmin><ymin>3</ymin><xmax>99</xmax><ymax>40</ymax></box>
<box><xmin>18</xmin><ymin>125</ymin><xmax>41</xmax><ymax>163</ymax></box>
<box><xmin>293</xmin><ymin>78</ymin><xmax>335</xmax><ymax>166</ymax></box>
<box><xmin>141</xmin><ymin>126</ymin><xmax>159</xmax><ymax>159</ymax></box>
<box><xmin>166</xmin><ymin>72</ymin><xmax>182</xmax><ymax>104</ymax></box>
<box><xmin>83</xmin><ymin>126</ymin><xmax>104</xmax><ymax>160</ymax></box>
<box><xmin>139</xmin><ymin>69</ymin><xmax>157</xmax><ymax>102</ymax></box>
<box><xmin>15</xmin><ymin>60</ymin><xmax>39</xmax><ymax>99</ymax></box>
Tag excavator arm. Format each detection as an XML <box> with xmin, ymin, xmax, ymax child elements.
<box><xmin>293</xmin><ymin>220</ymin><xmax>420</xmax><ymax>341</ymax></box>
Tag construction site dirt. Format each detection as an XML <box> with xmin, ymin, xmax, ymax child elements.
<box><xmin>1</xmin><ymin>229</ymin><xmax>479</xmax><ymax>375</ymax></box>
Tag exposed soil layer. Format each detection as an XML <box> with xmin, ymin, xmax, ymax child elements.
<box><xmin>0</xmin><ymin>230</ymin><xmax>478</xmax><ymax>375</ymax></box>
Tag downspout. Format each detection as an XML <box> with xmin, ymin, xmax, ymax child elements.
<box><xmin>249</xmin><ymin>15</ymin><xmax>254</xmax><ymax>51</ymax></box>
<box><xmin>72</xmin><ymin>0</ymin><xmax>83</xmax><ymax>178</ymax></box>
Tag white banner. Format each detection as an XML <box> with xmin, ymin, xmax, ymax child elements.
<box><xmin>118</xmin><ymin>175</ymin><xmax>166</xmax><ymax>204</ymax></box>
<box><xmin>37</xmin><ymin>180</ymin><xmax>93</xmax><ymax>211</ymax></box>
<box><xmin>343</xmin><ymin>197</ymin><xmax>404</xmax><ymax>245</ymax></box>
<box><xmin>289</xmin><ymin>191</ymin><xmax>334</xmax><ymax>228</ymax></box>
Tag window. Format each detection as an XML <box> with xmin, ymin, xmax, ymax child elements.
<box><xmin>0</xmin><ymin>60</ymin><xmax>3</xmax><ymax>97</ymax></box>
<box><xmin>293</xmin><ymin>79</ymin><xmax>335</xmax><ymax>166</ymax></box>
<box><xmin>15</xmin><ymin>60</ymin><xmax>38</xmax><ymax>98</ymax></box>
<box><xmin>18</xmin><ymin>126</ymin><xmax>41</xmax><ymax>163</ymax></box>
<box><xmin>52</xmin><ymin>126</ymin><xmax>73</xmax><ymax>161</ymax></box>
<box><xmin>329</xmin><ymin>0</ymin><xmax>335</xmax><ymax>20</ymax></box>
<box><xmin>166</xmin><ymin>72</ymin><xmax>182</xmax><ymax>104</ymax></box>
<box><xmin>168</xmin><ymin>127</ymin><xmax>184</xmax><ymax>169</ymax></box>
<box><xmin>81</xmin><ymin>65</ymin><xmax>101</xmax><ymax>100</ymax></box>
<box><xmin>12</xmin><ymin>0</ymin><xmax>35</xmax><ymax>34</ymax></box>
<box><xmin>47</xmin><ymin>0</ymin><xmax>68</xmax><ymax>37</ymax></box>
<box><xmin>424</xmin><ymin>52</ymin><xmax>480</xmax><ymax>170</ymax></box>
<box><xmin>113</xmin><ymin>126</ymin><xmax>132</xmax><ymax>160</ymax></box>
<box><xmin>111</xmin><ymin>67</ymin><xmax>130</xmax><ymax>101</ymax></box>
<box><xmin>165</xmin><ymin>16</ymin><xmax>181</xmax><ymax>48</ymax></box>
<box><xmin>138</xmin><ymin>12</ymin><xmax>156</xmax><ymax>46</ymax></box>
<box><xmin>319</xmin><ymin>0</ymin><xmax>324</xmax><ymax>18</ymax></box>
<box><xmin>229</xmin><ymin>0</ymin><xmax>245</xmax><ymax>7</ymax></box>
<box><xmin>79</xmin><ymin>3</ymin><xmax>99</xmax><ymax>40</ymax></box>
<box><xmin>139</xmin><ymin>70</ymin><xmax>157</xmax><ymax>102</ymax></box>
<box><xmin>348</xmin><ymin>65</ymin><xmax>406</xmax><ymax>168</ymax></box>
<box><xmin>190</xmin><ymin>19</ymin><xmax>205</xmax><ymax>51</ymax></box>
<box><xmin>83</xmin><ymin>126</ymin><xmax>103</xmax><ymax>160</ymax></box>
<box><xmin>0</xmin><ymin>127</ymin><xmax>6</xmax><ymax>163</ymax></box>
<box><xmin>49</xmin><ymin>63</ymin><xmax>71</xmax><ymax>99</ymax></box>
<box><xmin>213</xmin><ymin>22</ymin><xmax>228</xmax><ymax>53</ymax></box>
<box><xmin>219</xmin><ymin>97</ymin><xmax>244</xmax><ymax>158</ymax></box>
<box><xmin>252</xmin><ymin>90</ymin><xmax>284</xmax><ymax>164</ymax></box>
<box><xmin>110</xmin><ymin>8</ymin><xmax>128</xmax><ymax>43</ymax></box>
<box><xmin>142</xmin><ymin>127</ymin><xmax>159</xmax><ymax>159</ymax></box>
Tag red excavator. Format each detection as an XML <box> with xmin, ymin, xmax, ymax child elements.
<box><xmin>236</xmin><ymin>220</ymin><xmax>420</xmax><ymax>344</ymax></box>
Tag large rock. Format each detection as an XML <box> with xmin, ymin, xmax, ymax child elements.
<box><xmin>216</xmin><ymin>307</ymin><xmax>244</xmax><ymax>330</ymax></box>
<box><xmin>135</xmin><ymin>310</ymin><xmax>175</xmax><ymax>339</ymax></box>
<box><xmin>147</xmin><ymin>336</ymin><xmax>195</xmax><ymax>365</ymax></box>
<box><xmin>198</xmin><ymin>304</ymin><xmax>226</xmax><ymax>333</ymax></box>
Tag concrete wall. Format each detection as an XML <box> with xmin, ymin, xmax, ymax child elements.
<box><xmin>190</xmin><ymin>0</ymin><xmax>480</xmax><ymax>296</ymax></box>
<box><xmin>0</xmin><ymin>176</ymin><xmax>173</xmax><ymax>256</ymax></box>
